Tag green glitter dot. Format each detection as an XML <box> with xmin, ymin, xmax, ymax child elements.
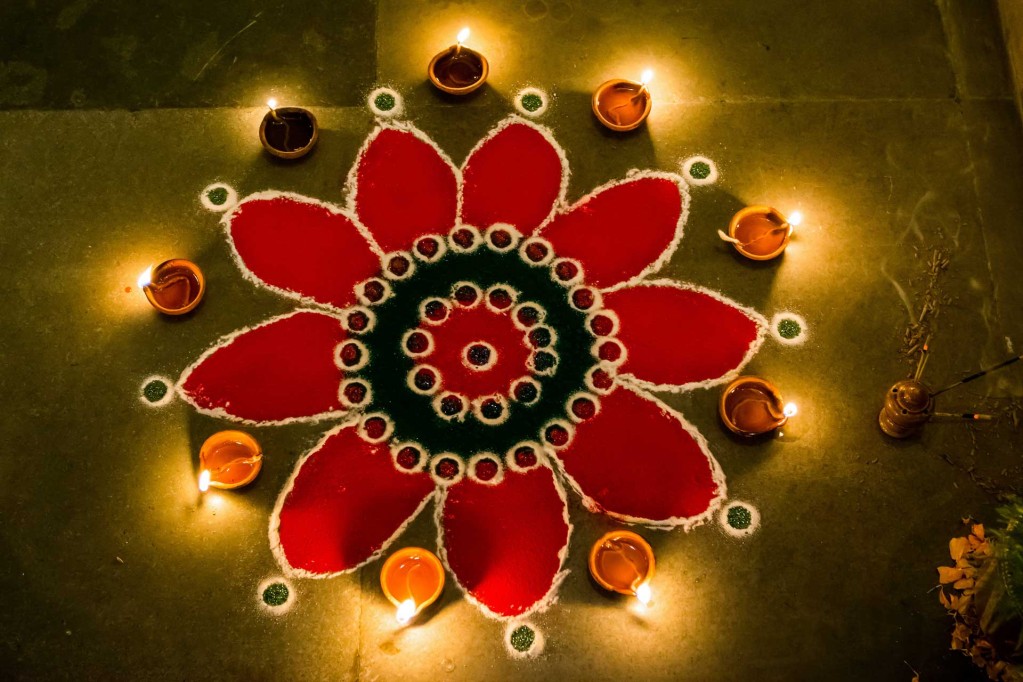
<box><xmin>689</xmin><ymin>161</ymin><xmax>712</xmax><ymax>180</ymax></box>
<box><xmin>727</xmin><ymin>505</ymin><xmax>753</xmax><ymax>530</ymax></box>
<box><xmin>374</xmin><ymin>92</ymin><xmax>396</xmax><ymax>112</ymax></box>
<box><xmin>520</xmin><ymin>93</ymin><xmax>544</xmax><ymax>113</ymax></box>
<box><xmin>777</xmin><ymin>318</ymin><xmax>802</xmax><ymax>340</ymax></box>
<box><xmin>262</xmin><ymin>582</ymin><xmax>289</xmax><ymax>607</ymax></box>
<box><xmin>509</xmin><ymin>625</ymin><xmax>535</xmax><ymax>652</ymax></box>
<box><xmin>206</xmin><ymin>187</ymin><xmax>229</xmax><ymax>206</ymax></box>
<box><xmin>142</xmin><ymin>379</ymin><xmax>168</xmax><ymax>403</ymax></box>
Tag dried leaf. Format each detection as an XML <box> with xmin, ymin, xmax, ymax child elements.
<box><xmin>939</xmin><ymin>590</ymin><xmax>951</xmax><ymax>608</ymax></box>
<box><xmin>939</xmin><ymin>566</ymin><xmax>965</xmax><ymax>584</ymax></box>
<box><xmin>972</xmin><ymin>524</ymin><xmax>985</xmax><ymax>540</ymax></box>
<box><xmin>968</xmin><ymin>535</ymin><xmax>982</xmax><ymax>550</ymax></box>
<box><xmin>950</xmin><ymin>537</ymin><xmax>969</xmax><ymax>561</ymax></box>
<box><xmin>953</xmin><ymin>578</ymin><xmax>975</xmax><ymax>590</ymax></box>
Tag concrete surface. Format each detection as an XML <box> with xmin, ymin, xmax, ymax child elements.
<box><xmin>1</xmin><ymin>1</ymin><xmax>1021</xmax><ymax>680</ymax></box>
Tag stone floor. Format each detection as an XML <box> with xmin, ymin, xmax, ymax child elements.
<box><xmin>2</xmin><ymin>1</ymin><xmax>1022</xmax><ymax>680</ymax></box>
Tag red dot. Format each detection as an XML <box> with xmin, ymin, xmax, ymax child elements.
<box><xmin>452</xmin><ymin>229</ymin><xmax>476</xmax><ymax>248</ymax></box>
<box><xmin>544</xmin><ymin>424</ymin><xmax>570</xmax><ymax>447</ymax></box>
<box><xmin>347</xmin><ymin>310</ymin><xmax>370</xmax><ymax>331</ymax></box>
<box><xmin>439</xmin><ymin>394</ymin><xmax>464</xmax><ymax>417</ymax></box>
<box><xmin>598</xmin><ymin>340</ymin><xmax>622</xmax><ymax>362</ymax></box>
<box><xmin>343</xmin><ymin>383</ymin><xmax>367</xmax><ymax>404</ymax></box>
<box><xmin>591</xmin><ymin>367</ymin><xmax>615</xmax><ymax>390</ymax></box>
<box><xmin>525</xmin><ymin>242</ymin><xmax>549</xmax><ymax>262</ymax></box>
<box><xmin>488</xmin><ymin>289</ymin><xmax>513</xmax><ymax>310</ymax></box>
<box><xmin>413</xmin><ymin>368</ymin><xmax>436</xmax><ymax>391</ymax></box>
<box><xmin>454</xmin><ymin>285</ymin><xmax>479</xmax><ymax>306</ymax></box>
<box><xmin>571</xmin><ymin>397</ymin><xmax>597</xmax><ymax>420</ymax></box>
<box><xmin>590</xmin><ymin>314</ymin><xmax>614</xmax><ymax>336</ymax></box>
<box><xmin>572</xmin><ymin>288</ymin><xmax>595</xmax><ymax>310</ymax></box>
<box><xmin>489</xmin><ymin>229</ymin><xmax>512</xmax><ymax>248</ymax></box>
<box><xmin>474</xmin><ymin>459</ymin><xmax>499</xmax><ymax>481</ymax></box>
<box><xmin>416</xmin><ymin>237</ymin><xmax>439</xmax><ymax>259</ymax></box>
<box><xmin>435</xmin><ymin>458</ymin><xmax>460</xmax><ymax>479</ymax></box>
<box><xmin>406</xmin><ymin>332</ymin><xmax>430</xmax><ymax>354</ymax></box>
<box><xmin>364</xmin><ymin>417</ymin><xmax>387</xmax><ymax>439</ymax></box>
<box><xmin>424</xmin><ymin>299</ymin><xmax>449</xmax><ymax>321</ymax></box>
<box><xmin>555</xmin><ymin>260</ymin><xmax>579</xmax><ymax>281</ymax></box>
<box><xmin>396</xmin><ymin>446</ymin><xmax>421</xmax><ymax>470</ymax></box>
<box><xmin>388</xmin><ymin>255</ymin><xmax>411</xmax><ymax>276</ymax></box>
<box><xmin>339</xmin><ymin>343</ymin><xmax>362</xmax><ymax>366</ymax></box>
<box><xmin>514</xmin><ymin>446</ymin><xmax>538</xmax><ymax>469</ymax></box>
<box><xmin>362</xmin><ymin>280</ymin><xmax>385</xmax><ymax>302</ymax></box>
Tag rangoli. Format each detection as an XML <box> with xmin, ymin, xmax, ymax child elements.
<box><xmin>172</xmin><ymin>113</ymin><xmax>767</xmax><ymax>625</ymax></box>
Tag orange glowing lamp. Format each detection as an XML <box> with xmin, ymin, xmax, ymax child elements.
<box><xmin>197</xmin><ymin>430</ymin><xmax>263</xmax><ymax>491</ymax></box>
<box><xmin>589</xmin><ymin>530</ymin><xmax>655</xmax><ymax>605</ymax></box>
<box><xmin>138</xmin><ymin>259</ymin><xmax>205</xmax><ymax>315</ymax></box>
<box><xmin>380</xmin><ymin>548</ymin><xmax>445</xmax><ymax>625</ymax></box>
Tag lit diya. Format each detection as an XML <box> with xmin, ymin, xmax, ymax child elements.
<box><xmin>138</xmin><ymin>259</ymin><xmax>205</xmax><ymax>315</ymax></box>
<box><xmin>588</xmin><ymin>530</ymin><xmax>654</xmax><ymax>605</ymax></box>
<box><xmin>197</xmin><ymin>430</ymin><xmax>263</xmax><ymax>491</ymax></box>
<box><xmin>719</xmin><ymin>376</ymin><xmax>797</xmax><ymax>437</ymax></box>
<box><xmin>592</xmin><ymin>69</ymin><xmax>653</xmax><ymax>132</ymax></box>
<box><xmin>380</xmin><ymin>547</ymin><xmax>445</xmax><ymax>624</ymax></box>
<box><xmin>720</xmin><ymin>207</ymin><xmax>803</xmax><ymax>261</ymax></box>
<box><xmin>259</xmin><ymin>99</ymin><xmax>319</xmax><ymax>160</ymax></box>
<box><xmin>428</xmin><ymin>28</ymin><xmax>489</xmax><ymax>95</ymax></box>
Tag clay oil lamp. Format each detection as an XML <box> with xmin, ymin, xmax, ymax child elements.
<box><xmin>197</xmin><ymin>430</ymin><xmax>263</xmax><ymax>492</ymax></box>
<box><xmin>720</xmin><ymin>207</ymin><xmax>803</xmax><ymax>261</ymax></box>
<box><xmin>259</xmin><ymin>98</ymin><xmax>319</xmax><ymax>159</ymax></box>
<box><xmin>588</xmin><ymin>530</ymin><xmax>655</xmax><ymax>605</ymax></box>
<box><xmin>719</xmin><ymin>376</ymin><xmax>798</xmax><ymax>437</ymax></box>
<box><xmin>592</xmin><ymin>69</ymin><xmax>653</xmax><ymax>132</ymax></box>
<box><xmin>428</xmin><ymin>28</ymin><xmax>489</xmax><ymax>95</ymax></box>
<box><xmin>380</xmin><ymin>547</ymin><xmax>446</xmax><ymax>625</ymax></box>
<box><xmin>138</xmin><ymin>259</ymin><xmax>205</xmax><ymax>315</ymax></box>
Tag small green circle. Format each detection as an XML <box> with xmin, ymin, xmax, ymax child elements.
<box><xmin>143</xmin><ymin>379</ymin><xmax>168</xmax><ymax>403</ymax></box>
<box><xmin>509</xmin><ymin>625</ymin><xmax>535</xmax><ymax>652</ymax></box>
<box><xmin>262</xmin><ymin>582</ymin><xmax>290</xmax><ymax>607</ymax></box>
<box><xmin>374</xmin><ymin>92</ymin><xmax>396</xmax><ymax>112</ymax></box>
<box><xmin>777</xmin><ymin>318</ymin><xmax>802</xmax><ymax>340</ymax></box>
<box><xmin>207</xmin><ymin>187</ymin><xmax>229</xmax><ymax>206</ymax></box>
<box><xmin>520</xmin><ymin>93</ymin><xmax>544</xmax><ymax>113</ymax></box>
<box><xmin>689</xmin><ymin>161</ymin><xmax>712</xmax><ymax>180</ymax></box>
<box><xmin>727</xmin><ymin>505</ymin><xmax>753</xmax><ymax>530</ymax></box>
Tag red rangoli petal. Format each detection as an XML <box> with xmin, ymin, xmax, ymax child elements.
<box><xmin>179</xmin><ymin>311</ymin><xmax>346</xmax><ymax>423</ymax></box>
<box><xmin>227</xmin><ymin>194</ymin><xmax>379</xmax><ymax>309</ymax></box>
<box><xmin>539</xmin><ymin>176</ymin><xmax>685</xmax><ymax>288</ymax></box>
<box><xmin>353</xmin><ymin>127</ymin><xmax>458</xmax><ymax>252</ymax></box>
<box><xmin>604</xmin><ymin>282</ymin><xmax>763</xmax><ymax>389</ymax></box>
<box><xmin>273</xmin><ymin>427</ymin><xmax>435</xmax><ymax>573</ymax></box>
<box><xmin>461</xmin><ymin>120</ymin><xmax>565</xmax><ymax>234</ymax></box>
<box><xmin>441</xmin><ymin>466</ymin><xmax>569</xmax><ymax>617</ymax></box>
<box><xmin>555</xmin><ymin>386</ymin><xmax>722</xmax><ymax>524</ymax></box>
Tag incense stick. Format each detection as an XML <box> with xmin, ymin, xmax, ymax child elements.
<box><xmin>931</xmin><ymin>353</ymin><xmax>1023</xmax><ymax>397</ymax></box>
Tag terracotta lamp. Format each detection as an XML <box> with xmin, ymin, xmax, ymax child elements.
<box><xmin>259</xmin><ymin>99</ymin><xmax>319</xmax><ymax>159</ymax></box>
<box><xmin>592</xmin><ymin>70</ymin><xmax>653</xmax><ymax>132</ymax></box>
<box><xmin>722</xmin><ymin>206</ymin><xmax>802</xmax><ymax>261</ymax></box>
<box><xmin>138</xmin><ymin>259</ymin><xmax>205</xmax><ymax>315</ymax></box>
<box><xmin>198</xmin><ymin>430</ymin><xmax>263</xmax><ymax>491</ymax></box>
<box><xmin>428</xmin><ymin>28</ymin><xmax>489</xmax><ymax>95</ymax></box>
<box><xmin>719</xmin><ymin>376</ymin><xmax>797</xmax><ymax>436</ymax></box>
<box><xmin>380</xmin><ymin>547</ymin><xmax>445</xmax><ymax>624</ymax></box>
<box><xmin>589</xmin><ymin>530</ymin><xmax>655</xmax><ymax>604</ymax></box>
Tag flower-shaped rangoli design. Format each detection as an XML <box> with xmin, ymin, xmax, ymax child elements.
<box><xmin>178</xmin><ymin>117</ymin><xmax>766</xmax><ymax>619</ymax></box>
